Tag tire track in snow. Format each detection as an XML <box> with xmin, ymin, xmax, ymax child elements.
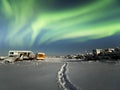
<box><xmin>57</xmin><ymin>63</ymin><xmax>79</xmax><ymax>90</ymax></box>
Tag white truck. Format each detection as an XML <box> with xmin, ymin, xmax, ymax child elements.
<box><xmin>8</xmin><ymin>50</ymin><xmax>35</xmax><ymax>60</ymax></box>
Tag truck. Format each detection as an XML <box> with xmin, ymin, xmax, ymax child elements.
<box><xmin>8</xmin><ymin>50</ymin><xmax>35</xmax><ymax>60</ymax></box>
<box><xmin>36</xmin><ymin>52</ymin><xmax>46</xmax><ymax>60</ymax></box>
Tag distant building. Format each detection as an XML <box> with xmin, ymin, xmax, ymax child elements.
<box><xmin>104</xmin><ymin>48</ymin><xmax>114</xmax><ymax>53</ymax></box>
<box><xmin>93</xmin><ymin>49</ymin><xmax>103</xmax><ymax>55</ymax></box>
<box><xmin>115</xmin><ymin>47</ymin><xmax>120</xmax><ymax>52</ymax></box>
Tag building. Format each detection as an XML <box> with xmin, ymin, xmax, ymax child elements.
<box><xmin>104</xmin><ymin>48</ymin><xmax>114</xmax><ymax>53</ymax></box>
<box><xmin>93</xmin><ymin>49</ymin><xmax>103</xmax><ymax>55</ymax></box>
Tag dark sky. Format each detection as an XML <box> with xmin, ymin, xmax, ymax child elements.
<box><xmin>0</xmin><ymin>0</ymin><xmax>120</xmax><ymax>56</ymax></box>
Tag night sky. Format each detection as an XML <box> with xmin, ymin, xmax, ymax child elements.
<box><xmin>0</xmin><ymin>0</ymin><xmax>120</xmax><ymax>55</ymax></box>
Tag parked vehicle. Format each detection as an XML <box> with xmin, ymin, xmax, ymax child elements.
<box><xmin>36</xmin><ymin>52</ymin><xmax>46</xmax><ymax>60</ymax></box>
<box><xmin>8</xmin><ymin>50</ymin><xmax>35</xmax><ymax>60</ymax></box>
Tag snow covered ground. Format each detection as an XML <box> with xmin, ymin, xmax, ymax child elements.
<box><xmin>0</xmin><ymin>58</ymin><xmax>120</xmax><ymax>90</ymax></box>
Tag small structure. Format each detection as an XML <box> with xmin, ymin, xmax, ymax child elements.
<box><xmin>0</xmin><ymin>56</ymin><xmax>6</xmax><ymax>60</ymax></box>
<box><xmin>105</xmin><ymin>48</ymin><xmax>114</xmax><ymax>53</ymax></box>
<box><xmin>36</xmin><ymin>52</ymin><xmax>46</xmax><ymax>60</ymax></box>
<box><xmin>93</xmin><ymin>49</ymin><xmax>103</xmax><ymax>55</ymax></box>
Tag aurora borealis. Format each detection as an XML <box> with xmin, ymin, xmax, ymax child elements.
<box><xmin>0</xmin><ymin>0</ymin><xmax>120</xmax><ymax>55</ymax></box>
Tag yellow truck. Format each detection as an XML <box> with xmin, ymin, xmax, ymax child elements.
<box><xmin>36</xmin><ymin>53</ymin><xmax>46</xmax><ymax>60</ymax></box>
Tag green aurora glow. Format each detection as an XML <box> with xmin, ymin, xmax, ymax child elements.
<box><xmin>0</xmin><ymin>0</ymin><xmax>120</xmax><ymax>48</ymax></box>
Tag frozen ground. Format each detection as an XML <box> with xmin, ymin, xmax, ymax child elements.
<box><xmin>0</xmin><ymin>58</ymin><xmax>120</xmax><ymax>90</ymax></box>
